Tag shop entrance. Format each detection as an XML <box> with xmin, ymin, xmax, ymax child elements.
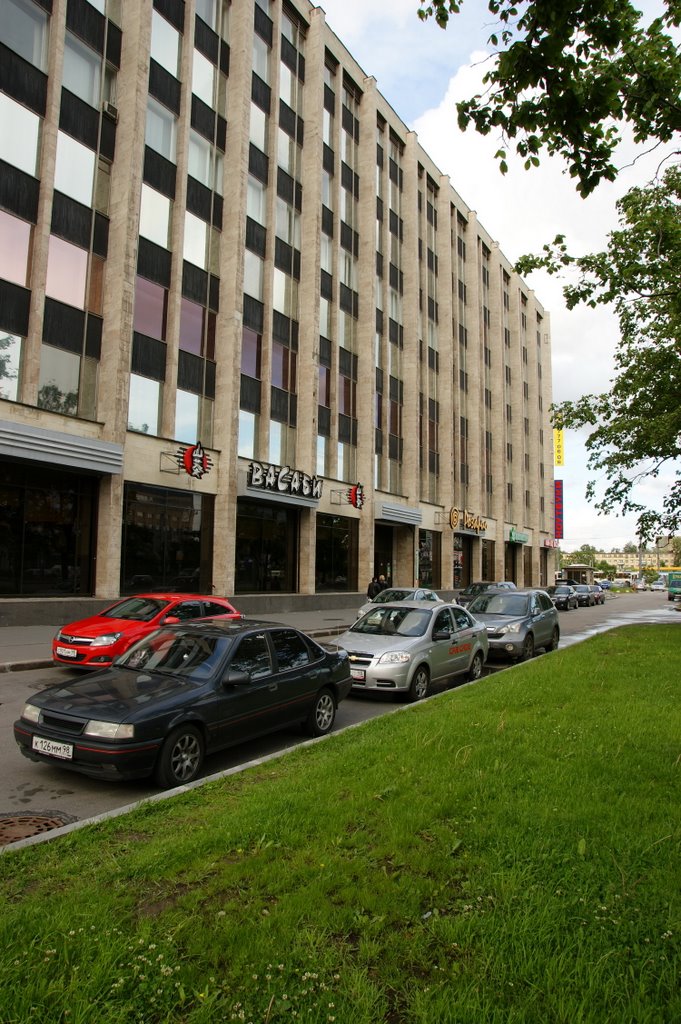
<box><xmin>374</xmin><ymin>524</ymin><xmax>393</xmax><ymax>586</ymax></box>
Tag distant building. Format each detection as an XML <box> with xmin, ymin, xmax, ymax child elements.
<box><xmin>0</xmin><ymin>0</ymin><xmax>557</xmax><ymax>606</ymax></box>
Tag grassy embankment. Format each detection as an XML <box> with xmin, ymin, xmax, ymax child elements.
<box><xmin>1</xmin><ymin>624</ymin><xmax>679</xmax><ymax>1023</ymax></box>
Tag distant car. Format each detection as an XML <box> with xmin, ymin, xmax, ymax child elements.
<box><xmin>466</xmin><ymin>588</ymin><xmax>559</xmax><ymax>662</ymax></box>
<box><xmin>546</xmin><ymin>584</ymin><xmax>579</xmax><ymax>611</ymax></box>
<box><xmin>572</xmin><ymin>584</ymin><xmax>596</xmax><ymax>607</ymax></box>
<box><xmin>598</xmin><ymin>579</ymin><xmax>613</xmax><ymax>590</ymax></box>
<box><xmin>650</xmin><ymin>580</ymin><xmax>666</xmax><ymax>592</ymax></box>
<box><xmin>457</xmin><ymin>580</ymin><xmax>516</xmax><ymax>607</ymax></box>
<box><xmin>356</xmin><ymin>586</ymin><xmax>443</xmax><ymax>620</ymax></box>
<box><xmin>18</xmin><ymin>620</ymin><xmax>352</xmax><ymax>787</ymax></box>
<box><xmin>336</xmin><ymin>601</ymin><xmax>488</xmax><ymax>701</ymax></box>
<box><xmin>634</xmin><ymin>580</ymin><xmax>648</xmax><ymax>591</ymax></box>
<box><xmin>52</xmin><ymin>593</ymin><xmax>243</xmax><ymax>669</ymax></box>
<box><xmin>589</xmin><ymin>584</ymin><xmax>606</xmax><ymax>605</ymax></box>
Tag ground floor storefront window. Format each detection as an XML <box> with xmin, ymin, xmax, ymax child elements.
<box><xmin>0</xmin><ymin>460</ymin><xmax>96</xmax><ymax>596</ymax></box>
<box><xmin>121</xmin><ymin>483</ymin><xmax>214</xmax><ymax>594</ymax></box>
<box><xmin>315</xmin><ymin>513</ymin><xmax>358</xmax><ymax>591</ymax></box>
<box><xmin>453</xmin><ymin>534</ymin><xmax>473</xmax><ymax>588</ymax></box>
<box><xmin>418</xmin><ymin>529</ymin><xmax>440</xmax><ymax>587</ymax></box>
<box><xmin>481</xmin><ymin>539</ymin><xmax>495</xmax><ymax>581</ymax></box>
<box><xmin>235</xmin><ymin>500</ymin><xmax>298</xmax><ymax>593</ymax></box>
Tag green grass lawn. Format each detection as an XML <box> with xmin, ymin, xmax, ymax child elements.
<box><xmin>1</xmin><ymin>625</ymin><xmax>679</xmax><ymax>1024</ymax></box>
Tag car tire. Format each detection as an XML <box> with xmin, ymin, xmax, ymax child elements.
<box><xmin>520</xmin><ymin>634</ymin><xmax>535</xmax><ymax>661</ymax></box>
<box><xmin>409</xmin><ymin>666</ymin><xmax>431</xmax><ymax>701</ymax></box>
<box><xmin>547</xmin><ymin>627</ymin><xmax>560</xmax><ymax>652</ymax></box>
<box><xmin>468</xmin><ymin>651</ymin><xmax>484</xmax><ymax>682</ymax></box>
<box><xmin>154</xmin><ymin>725</ymin><xmax>204</xmax><ymax>788</ymax></box>
<box><xmin>305</xmin><ymin>688</ymin><xmax>336</xmax><ymax>737</ymax></box>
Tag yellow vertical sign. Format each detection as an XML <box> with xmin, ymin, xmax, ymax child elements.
<box><xmin>553</xmin><ymin>429</ymin><xmax>564</xmax><ymax>466</ymax></box>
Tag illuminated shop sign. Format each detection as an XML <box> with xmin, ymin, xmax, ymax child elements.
<box><xmin>509</xmin><ymin>528</ymin><xmax>529</xmax><ymax>544</ymax></box>
<box><xmin>247</xmin><ymin>461</ymin><xmax>323</xmax><ymax>500</ymax></box>
<box><xmin>175</xmin><ymin>441</ymin><xmax>213</xmax><ymax>479</ymax></box>
<box><xmin>554</xmin><ymin>480</ymin><xmax>564</xmax><ymax>539</ymax></box>
<box><xmin>449</xmin><ymin>507</ymin><xmax>487</xmax><ymax>534</ymax></box>
<box><xmin>347</xmin><ymin>483</ymin><xmax>365</xmax><ymax>509</ymax></box>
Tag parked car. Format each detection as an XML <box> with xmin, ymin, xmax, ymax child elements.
<box><xmin>466</xmin><ymin>588</ymin><xmax>559</xmax><ymax>662</ymax></box>
<box><xmin>52</xmin><ymin>593</ymin><xmax>243</xmax><ymax>669</ymax></box>
<box><xmin>572</xmin><ymin>584</ymin><xmax>596</xmax><ymax>607</ymax></box>
<box><xmin>589</xmin><ymin>584</ymin><xmax>606</xmax><ymax>605</ymax></box>
<box><xmin>650</xmin><ymin>579</ymin><xmax>666</xmax><ymax>592</ymax></box>
<box><xmin>634</xmin><ymin>579</ymin><xmax>649</xmax><ymax>591</ymax></box>
<box><xmin>336</xmin><ymin>601</ymin><xmax>488</xmax><ymax>701</ymax></box>
<box><xmin>457</xmin><ymin>580</ymin><xmax>516</xmax><ymax>607</ymax></box>
<box><xmin>357</xmin><ymin>586</ymin><xmax>443</xmax><ymax>619</ymax></box>
<box><xmin>598</xmin><ymin>579</ymin><xmax>613</xmax><ymax>590</ymax></box>
<box><xmin>17</xmin><ymin>620</ymin><xmax>352</xmax><ymax>787</ymax></box>
<box><xmin>546</xmin><ymin>584</ymin><xmax>579</xmax><ymax>611</ymax></box>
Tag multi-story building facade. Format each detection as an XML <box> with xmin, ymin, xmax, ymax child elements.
<box><xmin>0</xmin><ymin>0</ymin><xmax>557</xmax><ymax>611</ymax></box>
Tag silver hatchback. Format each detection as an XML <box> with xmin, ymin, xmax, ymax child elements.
<box><xmin>335</xmin><ymin>601</ymin><xmax>489</xmax><ymax>701</ymax></box>
<box><xmin>466</xmin><ymin>588</ymin><xmax>559</xmax><ymax>662</ymax></box>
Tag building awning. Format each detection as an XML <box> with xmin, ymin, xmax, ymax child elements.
<box><xmin>376</xmin><ymin>502</ymin><xmax>422</xmax><ymax>526</ymax></box>
<box><xmin>0</xmin><ymin>419</ymin><xmax>124</xmax><ymax>475</ymax></box>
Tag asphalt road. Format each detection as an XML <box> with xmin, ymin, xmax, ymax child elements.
<box><xmin>1</xmin><ymin>591</ymin><xmax>678</xmax><ymax>844</ymax></box>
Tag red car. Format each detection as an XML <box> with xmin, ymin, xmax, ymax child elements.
<box><xmin>52</xmin><ymin>593</ymin><xmax>242</xmax><ymax>669</ymax></box>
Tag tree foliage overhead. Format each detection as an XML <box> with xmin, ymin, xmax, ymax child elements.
<box><xmin>417</xmin><ymin>0</ymin><xmax>681</xmax><ymax>196</ymax></box>
<box><xmin>418</xmin><ymin>0</ymin><xmax>681</xmax><ymax>541</ymax></box>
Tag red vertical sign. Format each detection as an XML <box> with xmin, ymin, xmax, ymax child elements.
<box><xmin>554</xmin><ymin>480</ymin><xmax>564</xmax><ymax>539</ymax></box>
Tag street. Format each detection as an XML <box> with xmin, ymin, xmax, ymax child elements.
<box><xmin>1</xmin><ymin>591</ymin><xmax>678</xmax><ymax>846</ymax></box>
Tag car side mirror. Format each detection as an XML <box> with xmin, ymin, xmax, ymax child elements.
<box><xmin>223</xmin><ymin>668</ymin><xmax>250</xmax><ymax>688</ymax></box>
<box><xmin>164</xmin><ymin>615</ymin><xmax>180</xmax><ymax>624</ymax></box>
<box><xmin>432</xmin><ymin>629</ymin><xmax>451</xmax><ymax>641</ymax></box>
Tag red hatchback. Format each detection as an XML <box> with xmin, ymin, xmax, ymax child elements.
<box><xmin>52</xmin><ymin>593</ymin><xmax>242</xmax><ymax>669</ymax></box>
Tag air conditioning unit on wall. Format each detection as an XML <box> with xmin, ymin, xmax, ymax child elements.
<box><xmin>102</xmin><ymin>100</ymin><xmax>118</xmax><ymax>122</ymax></box>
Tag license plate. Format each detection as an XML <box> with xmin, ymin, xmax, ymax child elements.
<box><xmin>56</xmin><ymin>646</ymin><xmax>78</xmax><ymax>658</ymax></box>
<box><xmin>32</xmin><ymin>736</ymin><xmax>73</xmax><ymax>760</ymax></box>
<box><xmin>351</xmin><ymin>668</ymin><xmax>365</xmax><ymax>680</ymax></box>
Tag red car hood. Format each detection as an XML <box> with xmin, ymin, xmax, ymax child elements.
<box><xmin>57</xmin><ymin>615</ymin><xmax>153</xmax><ymax>639</ymax></box>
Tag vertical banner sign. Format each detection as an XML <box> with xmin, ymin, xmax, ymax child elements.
<box><xmin>554</xmin><ymin>480</ymin><xmax>564</xmax><ymax>539</ymax></box>
<box><xmin>553</xmin><ymin>429</ymin><xmax>565</xmax><ymax>466</ymax></box>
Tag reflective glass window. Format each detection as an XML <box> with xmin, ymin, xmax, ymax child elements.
<box><xmin>45</xmin><ymin>236</ymin><xmax>88</xmax><ymax>309</ymax></box>
<box><xmin>145</xmin><ymin>98</ymin><xmax>177</xmax><ymax>162</ymax></box>
<box><xmin>188</xmin><ymin>131</ymin><xmax>223</xmax><ymax>192</ymax></box>
<box><xmin>193</xmin><ymin>50</ymin><xmax>215</xmax><ymax>107</ymax></box>
<box><xmin>244</xmin><ymin>250</ymin><xmax>264</xmax><ymax>300</ymax></box>
<box><xmin>184</xmin><ymin>212</ymin><xmax>208</xmax><ymax>269</ymax></box>
<box><xmin>253</xmin><ymin>35</ymin><xmax>269</xmax><ymax>82</ymax></box>
<box><xmin>63</xmin><ymin>32</ymin><xmax>101</xmax><ymax>106</ymax></box>
<box><xmin>0</xmin><ymin>93</ymin><xmax>40</xmax><ymax>176</ymax></box>
<box><xmin>38</xmin><ymin>345</ymin><xmax>80</xmax><ymax>417</ymax></box>
<box><xmin>0</xmin><ymin>334</ymin><xmax>23</xmax><ymax>401</ymax></box>
<box><xmin>139</xmin><ymin>184</ymin><xmax>171</xmax><ymax>248</ymax></box>
<box><xmin>151</xmin><ymin>10</ymin><xmax>181</xmax><ymax>77</ymax></box>
<box><xmin>175</xmin><ymin>389</ymin><xmax>199</xmax><ymax>443</ymax></box>
<box><xmin>241</xmin><ymin>327</ymin><xmax>261</xmax><ymax>377</ymax></box>
<box><xmin>238</xmin><ymin>410</ymin><xmax>257</xmax><ymax>458</ymax></box>
<box><xmin>54</xmin><ymin>132</ymin><xmax>95</xmax><ymax>207</ymax></box>
<box><xmin>179</xmin><ymin>298</ymin><xmax>204</xmax><ymax>354</ymax></box>
<box><xmin>128</xmin><ymin>374</ymin><xmax>161</xmax><ymax>434</ymax></box>
<box><xmin>249</xmin><ymin>104</ymin><xmax>267</xmax><ymax>151</ymax></box>
<box><xmin>133</xmin><ymin>277</ymin><xmax>167</xmax><ymax>339</ymax></box>
<box><xmin>247</xmin><ymin>176</ymin><xmax>267</xmax><ymax>225</ymax></box>
<box><xmin>1</xmin><ymin>0</ymin><xmax>48</xmax><ymax>70</ymax></box>
<box><xmin>0</xmin><ymin>211</ymin><xmax>31</xmax><ymax>287</ymax></box>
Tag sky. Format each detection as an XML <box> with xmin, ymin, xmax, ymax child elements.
<box><xmin>316</xmin><ymin>0</ymin><xmax>673</xmax><ymax>553</ymax></box>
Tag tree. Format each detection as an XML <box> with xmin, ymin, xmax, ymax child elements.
<box><xmin>417</xmin><ymin>0</ymin><xmax>681</xmax><ymax>541</ymax></box>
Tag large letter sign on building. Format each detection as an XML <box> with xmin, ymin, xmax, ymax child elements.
<box><xmin>247</xmin><ymin>461</ymin><xmax>323</xmax><ymax>500</ymax></box>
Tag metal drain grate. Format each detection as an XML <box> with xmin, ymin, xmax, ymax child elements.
<box><xmin>0</xmin><ymin>811</ymin><xmax>78</xmax><ymax>846</ymax></box>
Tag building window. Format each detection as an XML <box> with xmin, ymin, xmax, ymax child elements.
<box><xmin>184</xmin><ymin>211</ymin><xmax>208</xmax><ymax>270</ymax></box>
<box><xmin>54</xmin><ymin>132</ymin><xmax>96</xmax><ymax>207</ymax></box>
<box><xmin>128</xmin><ymin>374</ymin><xmax>161</xmax><ymax>434</ymax></box>
<box><xmin>151</xmin><ymin>9</ymin><xmax>181</xmax><ymax>78</ymax></box>
<box><xmin>0</xmin><ymin>93</ymin><xmax>40</xmax><ymax>177</ymax></box>
<box><xmin>193</xmin><ymin>49</ymin><xmax>216</xmax><ymax>108</ymax></box>
<box><xmin>0</xmin><ymin>211</ymin><xmax>32</xmax><ymax>288</ymax></box>
<box><xmin>0</xmin><ymin>333</ymin><xmax>23</xmax><ymax>401</ymax></box>
<box><xmin>238</xmin><ymin>410</ymin><xmax>258</xmax><ymax>458</ymax></box>
<box><xmin>45</xmin><ymin>236</ymin><xmax>88</xmax><ymax>310</ymax></box>
<box><xmin>63</xmin><ymin>32</ymin><xmax>102</xmax><ymax>107</ymax></box>
<box><xmin>139</xmin><ymin>184</ymin><xmax>172</xmax><ymax>249</ymax></box>
<box><xmin>145</xmin><ymin>97</ymin><xmax>177</xmax><ymax>163</ymax></box>
<box><xmin>2</xmin><ymin>0</ymin><xmax>48</xmax><ymax>69</ymax></box>
<box><xmin>134</xmin><ymin>277</ymin><xmax>168</xmax><ymax>340</ymax></box>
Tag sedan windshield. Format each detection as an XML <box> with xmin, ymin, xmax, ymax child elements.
<box><xmin>351</xmin><ymin>607</ymin><xmax>432</xmax><ymax>637</ymax></box>
<box><xmin>103</xmin><ymin>597</ymin><xmax>167</xmax><ymax>621</ymax></box>
<box><xmin>117</xmin><ymin>630</ymin><xmax>233</xmax><ymax>678</ymax></box>
<box><xmin>370</xmin><ymin>589</ymin><xmax>414</xmax><ymax>604</ymax></box>
<box><xmin>468</xmin><ymin>594</ymin><xmax>530</xmax><ymax>616</ymax></box>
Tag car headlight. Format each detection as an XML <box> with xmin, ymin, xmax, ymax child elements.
<box><xmin>84</xmin><ymin>721</ymin><xmax>135</xmax><ymax>739</ymax></box>
<box><xmin>91</xmin><ymin>632</ymin><xmax>123</xmax><ymax>648</ymax></box>
<box><xmin>378</xmin><ymin>651</ymin><xmax>411</xmax><ymax>665</ymax></box>
<box><xmin>22</xmin><ymin>703</ymin><xmax>41</xmax><ymax>723</ymax></box>
<box><xmin>498</xmin><ymin>622</ymin><xmax>523</xmax><ymax>635</ymax></box>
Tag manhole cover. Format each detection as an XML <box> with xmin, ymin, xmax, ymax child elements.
<box><xmin>0</xmin><ymin>811</ymin><xmax>78</xmax><ymax>846</ymax></box>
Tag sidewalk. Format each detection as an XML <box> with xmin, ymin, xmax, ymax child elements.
<box><xmin>0</xmin><ymin>606</ymin><xmax>364</xmax><ymax>673</ymax></box>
